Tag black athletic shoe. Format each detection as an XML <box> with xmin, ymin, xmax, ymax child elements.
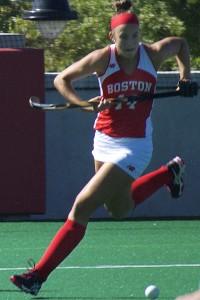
<box><xmin>166</xmin><ymin>156</ymin><xmax>185</xmax><ymax>198</ymax></box>
<box><xmin>10</xmin><ymin>270</ymin><xmax>43</xmax><ymax>296</ymax></box>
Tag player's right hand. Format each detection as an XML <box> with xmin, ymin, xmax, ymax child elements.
<box><xmin>88</xmin><ymin>96</ymin><xmax>115</xmax><ymax>112</ymax></box>
<box><xmin>177</xmin><ymin>80</ymin><xmax>198</xmax><ymax>97</ymax></box>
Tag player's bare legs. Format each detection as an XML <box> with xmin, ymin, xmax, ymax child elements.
<box><xmin>10</xmin><ymin>157</ymin><xmax>185</xmax><ymax>295</ymax></box>
<box><xmin>69</xmin><ymin>162</ymin><xmax>134</xmax><ymax>224</ymax></box>
<box><xmin>94</xmin><ymin>160</ymin><xmax>134</xmax><ymax>218</ymax></box>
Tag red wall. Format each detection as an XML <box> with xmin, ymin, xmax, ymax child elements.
<box><xmin>0</xmin><ymin>48</ymin><xmax>45</xmax><ymax>214</ymax></box>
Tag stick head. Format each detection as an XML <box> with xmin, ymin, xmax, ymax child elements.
<box><xmin>29</xmin><ymin>96</ymin><xmax>40</xmax><ymax>108</ymax></box>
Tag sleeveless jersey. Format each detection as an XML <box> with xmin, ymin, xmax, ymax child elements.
<box><xmin>94</xmin><ymin>43</ymin><xmax>157</xmax><ymax>138</ymax></box>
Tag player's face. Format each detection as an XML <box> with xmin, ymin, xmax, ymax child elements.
<box><xmin>111</xmin><ymin>24</ymin><xmax>139</xmax><ymax>58</ymax></box>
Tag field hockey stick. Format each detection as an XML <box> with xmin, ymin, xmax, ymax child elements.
<box><xmin>29</xmin><ymin>96</ymin><xmax>95</xmax><ymax>111</ymax></box>
<box><xmin>29</xmin><ymin>89</ymin><xmax>197</xmax><ymax>111</ymax></box>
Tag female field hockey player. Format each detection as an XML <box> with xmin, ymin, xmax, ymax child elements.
<box><xmin>10</xmin><ymin>0</ymin><xmax>197</xmax><ymax>295</ymax></box>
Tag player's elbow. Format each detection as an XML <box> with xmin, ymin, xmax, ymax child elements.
<box><xmin>179</xmin><ymin>37</ymin><xmax>188</xmax><ymax>48</ymax></box>
<box><xmin>176</xmin><ymin>37</ymin><xmax>189</xmax><ymax>54</ymax></box>
<box><xmin>54</xmin><ymin>72</ymin><xmax>71</xmax><ymax>91</ymax></box>
<box><xmin>54</xmin><ymin>74</ymin><xmax>62</xmax><ymax>89</ymax></box>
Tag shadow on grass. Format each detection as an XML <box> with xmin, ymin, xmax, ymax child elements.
<box><xmin>0</xmin><ymin>289</ymin><xmax>21</xmax><ymax>293</ymax></box>
<box><xmin>34</xmin><ymin>297</ymin><xmax>173</xmax><ymax>300</ymax></box>
<box><xmin>2</xmin><ymin>289</ymin><xmax>173</xmax><ymax>299</ymax></box>
<box><xmin>34</xmin><ymin>297</ymin><xmax>144</xmax><ymax>300</ymax></box>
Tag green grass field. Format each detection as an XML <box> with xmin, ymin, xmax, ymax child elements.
<box><xmin>0</xmin><ymin>220</ymin><xmax>200</xmax><ymax>299</ymax></box>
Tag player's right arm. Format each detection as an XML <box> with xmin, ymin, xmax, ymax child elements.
<box><xmin>54</xmin><ymin>47</ymin><xmax>109</xmax><ymax>109</ymax></box>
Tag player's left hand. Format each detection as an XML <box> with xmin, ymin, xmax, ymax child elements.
<box><xmin>177</xmin><ymin>80</ymin><xmax>198</xmax><ymax>97</ymax></box>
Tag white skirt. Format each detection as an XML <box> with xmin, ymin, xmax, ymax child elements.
<box><xmin>92</xmin><ymin>130</ymin><xmax>153</xmax><ymax>179</ymax></box>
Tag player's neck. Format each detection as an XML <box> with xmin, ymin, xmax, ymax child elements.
<box><xmin>117</xmin><ymin>53</ymin><xmax>139</xmax><ymax>75</ymax></box>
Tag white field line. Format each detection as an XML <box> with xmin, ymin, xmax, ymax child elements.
<box><xmin>1</xmin><ymin>263</ymin><xmax>200</xmax><ymax>271</ymax></box>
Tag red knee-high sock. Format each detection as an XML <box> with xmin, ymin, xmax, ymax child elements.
<box><xmin>131</xmin><ymin>166</ymin><xmax>173</xmax><ymax>207</ymax></box>
<box><xmin>35</xmin><ymin>219</ymin><xmax>86</xmax><ymax>281</ymax></box>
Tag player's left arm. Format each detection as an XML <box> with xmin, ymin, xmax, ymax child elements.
<box><xmin>148</xmin><ymin>37</ymin><xmax>190</xmax><ymax>78</ymax></box>
<box><xmin>147</xmin><ymin>37</ymin><xmax>198</xmax><ymax>96</ymax></box>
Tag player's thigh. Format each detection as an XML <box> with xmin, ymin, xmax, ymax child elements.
<box><xmin>94</xmin><ymin>160</ymin><xmax>134</xmax><ymax>218</ymax></box>
<box><xmin>94</xmin><ymin>160</ymin><xmax>104</xmax><ymax>173</ymax></box>
<box><xmin>70</xmin><ymin>162</ymin><xmax>133</xmax><ymax>219</ymax></box>
<box><xmin>104</xmin><ymin>188</ymin><xmax>133</xmax><ymax>219</ymax></box>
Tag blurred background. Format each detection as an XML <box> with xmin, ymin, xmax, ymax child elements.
<box><xmin>1</xmin><ymin>0</ymin><xmax>200</xmax><ymax>72</ymax></box>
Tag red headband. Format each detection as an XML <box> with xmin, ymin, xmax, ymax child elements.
<box><xmin>110</xmin><ymin>12</ymin><xmax>139</xmax><ymax>30</ymax></box>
